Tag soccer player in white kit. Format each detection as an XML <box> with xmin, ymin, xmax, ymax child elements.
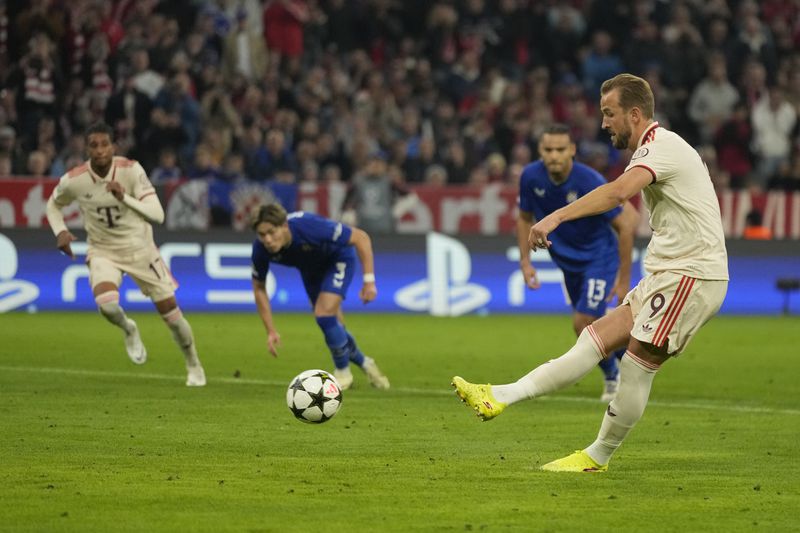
<box><xmin>46</xmin><ymin>122</ymin><xmax>206</xmax><ymax>387</ymax></box>
<box><xmin>452</xmin><ymin>74</ymin><xmax>729</xmax><ymax>472</ymax></box>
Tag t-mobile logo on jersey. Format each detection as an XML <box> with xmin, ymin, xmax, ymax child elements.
<box><xmin>394</xmin><ymin>232</ymin><xmax>490</xmax><ymax>316</ymax></box>
<box><xmin>96</xmin><ymin>205</ymin><xmax>122</xmax><ymax>228</ymax></box>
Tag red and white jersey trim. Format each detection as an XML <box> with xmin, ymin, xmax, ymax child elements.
<box><xmin>640</xmin><ymin>122</ymin><xmax>659</xmax><ymax>146</ymax></box>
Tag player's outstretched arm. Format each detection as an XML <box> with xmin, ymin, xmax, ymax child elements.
<box><xmin>517</xmin><ymin>210</ymin><xmax>540</xmax><ymax>289</ymax></box>
<box><xmin>46</xmin><ymin>194</ymin><xmax>76</xmax><ymax>258</ymax></box>
<box><xmin>609</xmin><ymin>201</ymin><xmax>639</xmax><ymax>302</ymax></box>
<box><xmin>349</xmin><ymin>227</ymin><xmax>377</xmax><ymax>303</ymax></box>
<box><xmin>529</xmin><ymin>167</ymin><xmax>652</xmax><ymax>250</ymax></box>
<box><xmin>252</xmin><ymin>278</ymin><xmax>281</xmax><ymax>357</ymax></box>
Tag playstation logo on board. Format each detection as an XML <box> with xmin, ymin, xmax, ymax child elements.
<box><xmin>0</xmin><ymin>233</ymin><xmax>40</xmax><ymax>312</ymax></box>
<box><xmin>394</xmin><ymin>232</ymin><xmax>490</xmax><ymax>317</ymax></box>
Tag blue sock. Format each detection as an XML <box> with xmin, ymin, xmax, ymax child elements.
<box><xmin>315</xmin><ymin>316</ymin><xmax>349</xmax><ymax>369</ymax></box>
<box><xmin>345</xmin><ymin>332</ymin><xmax>366</xmax><ymax>367</ymax></box>
<box><xmin>599</xmin><ymin>348</ymin><xmax>626</xmax><ymax>380</ymax></box>
<box><xmin>598</xmin><ymin>355</ymin><xmax>619</xmax><ymax>381</ymax></box>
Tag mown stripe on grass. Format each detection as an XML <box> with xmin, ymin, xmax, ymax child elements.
<box><xmin>2</xmin><ymin>364</ymin><xmax>799</xmax><ymax>416</ymax></box>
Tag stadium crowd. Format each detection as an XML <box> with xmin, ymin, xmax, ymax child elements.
<box><xmin>1</xmin><ymin>0</ymin><xmax>799</xmax><ymax>204</ymax></box>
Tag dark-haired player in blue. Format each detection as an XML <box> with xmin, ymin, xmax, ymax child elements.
<box><xmin>250</xmin><ymin>203</ymin><xmax>390</xmax><ymax>390</ymax></box>
<box><xmin>517</xmin><ymin>124</ymin><xmax>638</xmax><ymax>402</ymax></box>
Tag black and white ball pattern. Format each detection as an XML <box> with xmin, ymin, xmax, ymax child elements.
<box><xmin>286</xmin><ymin>369</ymin><xmax>343</xmax><ymax>423</ymax></box>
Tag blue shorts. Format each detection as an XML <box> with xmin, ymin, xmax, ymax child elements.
<box><xmin>562</xmin><ymin>263</ymin><xmax>619</xmax><ymax>318</ymax></box>
<box><xmin>301</xmin><ymin>255</ymin><xmax>356</xmax><ymax>304</ymax></box>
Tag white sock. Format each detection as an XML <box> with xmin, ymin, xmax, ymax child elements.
<box><xmin>95</xmin><ymin>291</ymin><xmax>133</xmax><ymax>333</ymax></box>
<box><xmin>585</xmin><ymin>352</ymin><xmax>658</xmax><ymax>465</ymax></box>
<box><xmin>162</xmin><ymin>308</ymin><xmax>201</xmax><ymax>368</ymax></box>
<box><xmin>492</xmin><ymin>327</ymin><xmax>604</xmax><ymax>405</ymax></box>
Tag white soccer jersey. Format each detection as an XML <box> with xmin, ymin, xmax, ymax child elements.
<box><xmin>625</xmin><ymin>123</ymin><xmax>729</xmax><ymax>280</ymax></box>
<box><xmin>51</xmin><ymin>157</ymin><xmax>159</xmax><ymax>255</ymax></box>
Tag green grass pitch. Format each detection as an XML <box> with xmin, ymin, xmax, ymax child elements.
<box><xmin>1</xmin><ymin>312</ymin><xmax>798</xmax><ymax>532</ymax></box>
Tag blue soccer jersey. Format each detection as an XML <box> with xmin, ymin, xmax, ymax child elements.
<box><xmin>251</xmin><ymin>211</ymin><xmax>356</xmax><ymax>302</ymax></box>
<box><xmin>519</xmin><ymin>161</ymin><xmax>623</xmax><ymax>317</ymax></box>
<box><xmin>518</xmin><ymin>160</ymin><xmax>621</xmax><ymax>272</ymax></box>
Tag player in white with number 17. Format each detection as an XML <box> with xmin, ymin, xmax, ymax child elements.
<box><xmin>453</xmin><ymin>73</ymin><xmax>729</xmax><ymax>472</ymax></box>
<box><xmin>46</xmin><ymin>122</ymin><xmax>206</xmax><ymax>387</ymax></box>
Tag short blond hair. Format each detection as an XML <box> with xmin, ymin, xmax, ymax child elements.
<box><xmin>600</xmin><ymin>74</ymin><xmax>655</xmax><ymax>119</ymax></box>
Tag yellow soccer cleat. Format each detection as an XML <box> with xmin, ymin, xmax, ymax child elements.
<box><xmin>540</xmin><ymin>450</ymin><xmax>608</xmax><ymax>473</ymax></box>
<box><xmin>451</xmin><ymin>376</ymin><xmax>507</xmax><ymax>421</ymax></box>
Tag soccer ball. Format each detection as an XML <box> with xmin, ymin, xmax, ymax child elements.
<box><xmin>286</xmin><ymin>369</ymin><xmax>343</xmax><ymax>423</ymax></box>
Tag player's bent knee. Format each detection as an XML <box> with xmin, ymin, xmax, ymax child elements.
<box><xmin>160</xmin><ymin>306</ymin><xmax>184</xmax><ymax>324</ymax></box>
<box><xmin>95</xmin><ymin>291</ymin><xmax>122</xmax><ymax>317</ymax></box>
<box><xmin>313</xmin><ymin>303</ymin><xmax>340</xmax><ymax>317</ymax></box>
<box><xmin>161</xmin><ymin>306</ymin><xmax>195</xmax><ymax>346</ymax></box>
<box><xmin>627</xmin><ymin>338</ymin><xmax>670</xmax><ymax>366</ymax></box>
<box><xmin>573</xmin><ymin>314</ymin><xmax>596</xmax><ymax>336</ymax></box>
<box><xmin>154</xmin><ymin>296</ymin><xmax>178</xmax><ymax>315</ymax></box>
<box><xmin>313</xmin><ymin>292</ymin><xmax>342</xmax><ymax>317</ymax></box>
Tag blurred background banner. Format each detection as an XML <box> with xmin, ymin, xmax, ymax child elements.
<box><xmin>3</xmin><ymin>179</ymin><xmax>800</xmax><ymax>238</ymax></box>
<box><xmin>2</xmin><ymin>229</ymin><xmax>797</xmax><ymax>315</ymax></box>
